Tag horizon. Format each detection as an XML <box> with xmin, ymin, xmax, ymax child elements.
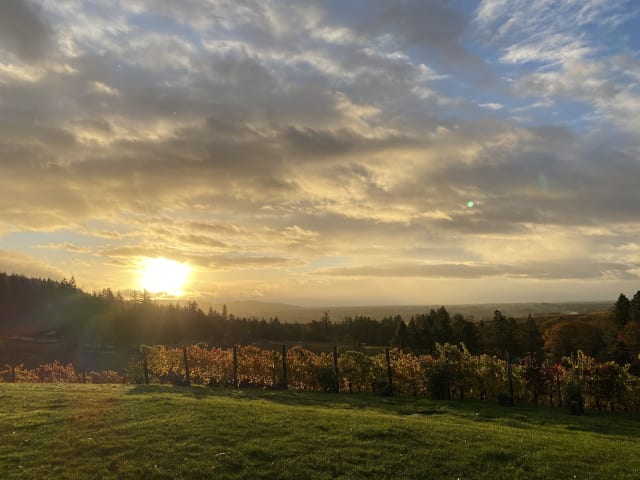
<box><xmin>0</xmin><ymin>269</ymin><xmax>621</xmax><ymax>311</ymax></box>
<box><xmin>2</xmin><ymin>270</ymin><xmax>617</xmax><ymax>315</ymax></box>
<box><xmin>1</xmin><ymin>1</ymin><xmax>640</xmax><ymax>306</ymax></box>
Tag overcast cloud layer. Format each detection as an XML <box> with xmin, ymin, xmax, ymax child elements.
<box><xmin>1</xmin><ymin>0</ymin><xmax>639</xmax><ymax>305</ymax></box>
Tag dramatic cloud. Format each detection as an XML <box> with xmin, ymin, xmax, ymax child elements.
<box><xmin>0</xmin><ymin>1</ymin><xmax>638</xmax><ymax>305</ymax></box>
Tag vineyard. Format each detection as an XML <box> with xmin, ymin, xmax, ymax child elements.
<box><xmin>3</xmin><ymin>343</ymin><xmax>640</xmax><ymax>415</ymax></box>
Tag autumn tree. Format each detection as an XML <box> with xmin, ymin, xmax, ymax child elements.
<box><xmin>544</xmin><ymin>322</ymin><xmax>605</xmax><ymax>359</ymax></box>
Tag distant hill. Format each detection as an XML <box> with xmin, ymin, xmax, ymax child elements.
<box><xmin>217</xmin><ymin>300</ymin><xmax>613</xmax><ymax>323</ymax></box>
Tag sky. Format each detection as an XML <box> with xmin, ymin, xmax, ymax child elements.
<box><xmin>1</xmin><ymin>0</ymin><xmax>640</xmax><ymax>307</ymax></box>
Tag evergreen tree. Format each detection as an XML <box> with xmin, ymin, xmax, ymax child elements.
<box><xmin>520</xmin><ymin>314</ymin><xmax>544</xmax><ymax>360</ymax></box>
<box><xmin>406</xmin><ymin>318</ymin><xmax>420</xmax><ymax>353</ymax></box>
<box><xmin>611</xmin><ymin>293</ymin><xmax>631</xmax><ymax>327</ymax></box>
<box><xmin>492</xmin><ymin>310</ymin><xmax>519</xmax><ymax>358</ymax></box>
<box><xmin>392</xmin><ymin>320</ymin><xmax>408</xmax><ymax>352</ymax></box>
<box><xmin>630</xmin><ymin>291</ymin><xmax>640</xmax><ymax>323</ymax></box>
<box><xmin>433</xmin><ymin>306</ymin><xmax>454</xmax><ymax>344</ymax></box>
<box><xmin>452</xmin><ymin>314</ymin><xmax>480</xmax><ymax>354</ymax></box>
<box><xmin>477</xmin><ymin>319</ymin><xmax>490</xmax><ymax>354</ymax></box>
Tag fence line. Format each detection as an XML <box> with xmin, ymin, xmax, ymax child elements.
<box><xmin>3</xmin><ymin>344</ymin><xmax>640</xmax><ymax>414</ymax></box>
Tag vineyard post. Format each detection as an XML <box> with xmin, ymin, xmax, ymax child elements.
<box><xmin>332</xmin><ymin>346</ymin><xmax>340</xmax><ymax>393</ymax></box>
<box><xmin>281</xmin><ymin>345</ymin><xmax>288</xmax><ymax>389</ymax></box>
<box><xmin>11</xmin><ymin>366</ymin><xmax>16</xmax><ymax>383</ymax></box>
<box><xmin>445</xmin><ymin>359</ymin><xmax>451</xmax><ymax>400</ymax></box>
<box><xmin>141</xmin><ymin>348</ymin><xmax>149</xmax><ymax>385</ymax></box>
<box><xmin>183</xmin><ymin>346</ymin><xmax>191</xmax><ymax>387</ymax></box>
<box><xmin>506</xmin><ymin>351</ymin><xmax>514</xmax><ymax>406</ymax></box>
<box><xmin>232</xmin><ymin>345</ymin><xmax>238</xmax><ymax>388</ymax></box>
<box><xmin>385</xmin><ymin>348</ymin><xmax>394</xmax><ymax>396</ymax></box>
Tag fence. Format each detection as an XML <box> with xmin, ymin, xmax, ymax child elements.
<box><xmin>4</xmin><ymin>344</ymin><xmax>640</xmax><ymax>414</ymax></box>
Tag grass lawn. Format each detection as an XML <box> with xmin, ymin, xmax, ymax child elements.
<box><xmin>1</xmin><ymin>384</ymin><xmax>639</xmax><ymax>479</ymax></box>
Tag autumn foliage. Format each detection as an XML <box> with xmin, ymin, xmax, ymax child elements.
<box><xmin>0</xmin><ymin>361</ymin><xmax>124</xmax><ymax>384</ymax></box>
<box><xmin>126</xmin><ymin>343</ymin><xmax>640</xmax><ymax>413</ymax></box>
<box><xmin>4</xmin><ymin>343</ymin><xmax>640</xmax><ymax>414</ymax></box>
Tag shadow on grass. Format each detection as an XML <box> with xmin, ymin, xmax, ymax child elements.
<box><xmin>125</xmin><ymin>384</ymin><xmax>640</xmax><ymax>438</ymax></box>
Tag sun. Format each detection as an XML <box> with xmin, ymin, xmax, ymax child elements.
<box><xmin>138</xmin><ymin>258</ymin><xmax>192</xmax><ymax>295</ymax></box>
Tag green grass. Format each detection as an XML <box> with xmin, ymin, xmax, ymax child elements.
<box><xmin>1</xmin><ymin>384</ymin><xmax>640</xmax><ymax>479</ymax></box>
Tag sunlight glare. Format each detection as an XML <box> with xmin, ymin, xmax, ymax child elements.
<box><xmin>138</xmin><ymin>258</ymin><xmax>191</xmax><ymax>295</ymax></box>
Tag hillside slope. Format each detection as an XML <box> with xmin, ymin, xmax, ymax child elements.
<box><xmin>1</xmin><ymin>384</ymin><xmax>639</xmax><ymax>479</ymax></box>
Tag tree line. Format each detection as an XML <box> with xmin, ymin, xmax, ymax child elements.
<box><xmin>1</xmin><ymin>273</ymin><xmax>640</xmax><ymax>373</ymax></box>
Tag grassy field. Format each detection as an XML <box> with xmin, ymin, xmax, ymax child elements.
<box><xmin>1</xmin><ymin>384</ymin><xmax>639</xmax><ymax>479</ymax></box>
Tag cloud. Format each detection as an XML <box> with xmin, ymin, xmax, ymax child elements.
<box><xmin>99</xmin><ymin>246</ymin><xmax>294</xmax><ymax>270</ymax></box>
<box><xmin>282</xmin><ymin>225</ymin><xmax>319</xmax><ymax>244</ymax></box>
<box><xmin>514</xmin><ymin>61</ymin><xmax>620</xmax><ymax>100</ymax></box>
<box><xmin>315</xmin><ymin>261</ymin><xmax>638</xmax><ymax>281</ymax></box>
<box><xmin>37</xmin><ymin>242</ymin><xmax>91</xmax><ymax>253</ymax></box>
<box><xmin>340</xmin><ymin>0</ymin><xmax>487</xmax><ymax>74</ymax></box>
<box><xmin>500</xmin><ymin>34</ymin><xmax>593</xmax><ymax>65</ymax></box>
<box><xmin>474</xmin><ymin>0</ymin><xmax>640</xmax><ymax>138</ymax></box>
<box><xmin>479</xmin><ymin>103</ymin><xmax>503</xmax><ymax>110</ymax></box>
<box><xmin>475</xmin><ymin>0</ymin><xmax>638</xmax><ymax>53</ymax></box>
<box><xmin>0</xmin><ymin>249</ymin><xmax>65</xmax><ymax>279</ymax></box>
<box><xmin>0</xmin><ymin>0</ymin><xmax>52</xmax><ymax>61</ymax></box>
<box><xmin>0</xmin><ymin>1</ymin><xmax>639</xmax><ymax>303</ymax></box>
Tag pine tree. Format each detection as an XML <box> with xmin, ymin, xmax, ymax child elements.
<box><xmin>407</xmin><ymin>318</ymin><xmax>420</xmax><ymax>353</ymax></box>
<box><xmin>392</xmin><ymin>320</ymin><xmax>408</xmax><ymax>352</ymax></box>
<box><xmin>493</xmin><ymin>310</ymin><xmax>518</xmax><ymax>358</ymax></box>
<box><xmin>611</xmin><ymin>293</ymin><xmax>631</xmax><ymax>327</ymax></box>
<box><xmin>630</xmin><ymin>291</ymin><xmax>640</xmax><ymax>323</ymax></box>
<box><xmin>521</xmin><ymin>314</ymin><xmax>544</xmax><ymax>360</ymax></box>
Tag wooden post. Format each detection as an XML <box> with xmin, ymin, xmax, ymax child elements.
<box><xmin>232</xmin><ymin>345</ymin><xmax>238</xmax><ymax>388</ymax></box>
<box><xmin>142</xmin><ymin>350</ymin><xmax>149</xmax><ymax>385</ymax></box>
<box><xmin>385</xmin><ymin>348</ymin><xmax>393</xmax><ymax>396</ymax></box>
<box><xmin>332</xmin><ymin>346</ymin><xmax>339</xmax><ymax>393</ymax></box>
<box><xmin>281</xmin><ymin>345</ymin><xmax>288</xmax><ymax>389</ymax></box>
<box><xmin>557</xmin><ymin>372</ymin><xmax>562</xmax><ymax>407</ymax></box>
<box><xmin>11</xmin><ymin>366</ymin><xmax>16</xmax><ymax>383</ymax></box>
<box><xmin>506</xmin><ymin>351</ymin><xmax>514</xmax><ymax>406</ymax></box>
<box><xmin>183</xmin><ymin>346</ymin><xmax>191</xmax><ymax>387</ymax></box>
<box><xmin>82</xmin><ymin>369</ymin><xmax>86</xmax><ymax>384</ymax></box>
<box><xmin>445</xmin><ymin>359</ymin><xmax>451</xmax><ymax>400</ymax></box>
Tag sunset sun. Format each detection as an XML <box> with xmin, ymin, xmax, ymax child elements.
<box><xmin>138</xmin><ymin>258</ymin><xmax>191</xmax><ymax>295</ymax></box>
